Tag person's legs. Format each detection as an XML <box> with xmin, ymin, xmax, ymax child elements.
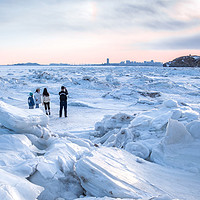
<box><xmin>47</xmin><ymin>102</ymin><xmax>50</xmax><ymax>115</ymax></box>
<box><xmin>64</xmin><ymin>102</ymin><xmax>67</xmax><ymax>117</ymax></box>
<box><xmin>44</xmin><ymin>103</ymin><xmax>48</xmax><ymax>115</ymax></box>
<box><xmin>36</xmin><ymin>104</ymin><xmax>39</xmax><ymax>108</ymax></box>
<box><xmin>60</xmin><ymin>102</ymin><xmax>64</xmax><ymax>117</ymax></box>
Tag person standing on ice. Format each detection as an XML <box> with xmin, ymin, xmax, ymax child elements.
<box><xmin>42</xmin><ymin>88</ymin><xmax>51</xmax><ymax>115</ymax></box>
<box><xmin>34</xmin><ymin>88</ymin><xmax>42</xmax><ymax>108</ymax></box>
<box><xmin>59</xmin><ymin>86</ymin><xmax>68</xmax><ymax>117</ymax></box>
<box><xmin>28</xmin><ymin>92</ymin><xmax>35</xmax><ymax>109</ymax></box>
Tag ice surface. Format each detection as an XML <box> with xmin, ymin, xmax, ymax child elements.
<box><xmin>0</xmin><ymin>168</ymin><xmax>43</xmax><ymax>200</ymax></box>
<box><xmin>0</xmin><ymin>100</ymin><xmax>49</xmax><ymax>137</ymax></box>
<box><xmin>0</xmin><ymin>65</ymin><xmax>200</xmax><ymax>200</ymax></box>
<box><xmin>186</xmin><ymin>120</ymin><xmax>200</xmax><ymax>139</ymax></box>
<box><xmin>151</xmin><ymin>119</ymin><xmax>200</xmax><ymax>172</ymax></box>
<box><xmin>164</xmin><ymin>119</ymin><xmax>193</xmax><ymax>145</ymax></box>
<box><xmin>125</xmin><ymin>141</ymin><xmax>150</xmax><ymax>159</ymax></box>
<box><xmin>0</xmin><ymin>134</ymin><xmax>39</xmax><ymax>177</ymax></box>
<box><xmin>76</xmin><ymin>147</ymin><xmax>200</xmax><ymax>200</ymax></box>
<box><xmin>29</xmin><ymin>137</ymin><xmax>92</xmax><ymax>200</ymax></box>
<box><xmin>163</xmin><ymin>100</ymin><xmax>178</xmax><ymax>108</ymax></box>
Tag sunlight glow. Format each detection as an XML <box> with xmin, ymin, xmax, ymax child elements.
<box><xmin>82</xmin><ymin>2</ymin><xmax>97</xmax><ymax>21</ymax></box>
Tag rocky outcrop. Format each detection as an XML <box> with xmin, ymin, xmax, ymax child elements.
<box><xmin>163</xmin><ymin>55</ymin><xmax>200</xmax><ymax>67</ymax></box>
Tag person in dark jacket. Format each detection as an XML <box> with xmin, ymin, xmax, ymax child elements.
<box><xmin>59</xmin><ymin>86</ymin><xmax>68</xmax><ymax>117</ymax></box>
<box><xmin>28</xmin><ymin>92</ymin><xmax>35</xmax><ymax>109</ymax></box>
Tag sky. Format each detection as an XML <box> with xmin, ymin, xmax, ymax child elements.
<box><xmin>0</xmin><ymin>0</ymin><xmax>200</xmax><ymax>65</ymax></box>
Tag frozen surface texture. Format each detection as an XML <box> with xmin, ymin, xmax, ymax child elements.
<box><xmin>0</xmin><ymin>168</ymin><xmax>43</xmax><ymax>200</ymax></box>
<box><xmin>76</xmin><ymin>147</ymin><xmax>200</xmax><ymax>200</ymax></box>
<box><xmin>0</xmin><ymin>65</ymin><xmax>200</xmax><ymax>200</ymax></box>
<box><xmin>0</xmin><ymin>100</ymin><xmax>49</xmax><ymax>137</ymax></box>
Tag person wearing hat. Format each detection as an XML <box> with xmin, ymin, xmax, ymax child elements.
<box><xmin>28</xmin><ymin>92</ymin><xmax>35</xmax><ymax>109</ymax></box>
<box><xmin>59</xmin><ymin>86</ymin><xmax>68</xmax><ymax>117</ymax></box>
<box><xmin>34</xmin><ymin>88</ymin><xmax>42</xmax><ymax>108</ymax></box>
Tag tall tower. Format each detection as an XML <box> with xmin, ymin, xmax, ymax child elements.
<box><xmin>107</xmin><ymin>58</ymin><xmax>109</xmax><ymax>65</ymax></box>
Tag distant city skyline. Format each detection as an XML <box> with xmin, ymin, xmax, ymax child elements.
<box><xmin>0</xmin><ymin>0</ymin><xmax>200</xmax><ymax>65</ymax></box>
<box><xmin>6</xmin><ymin>58</ymin><xmax>163</xmax><ymax>66</ymax></box>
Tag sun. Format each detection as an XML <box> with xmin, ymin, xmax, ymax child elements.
<box><xmin>85</xmin><ymin>2</ymin><xmax>97</xmax><ymax>21</ymax></box>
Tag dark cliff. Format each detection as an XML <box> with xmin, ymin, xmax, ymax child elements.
<box><xmin>163</xmin><ymin>55</ymin><xmax>200</xmax><ymax>67</ymax></box>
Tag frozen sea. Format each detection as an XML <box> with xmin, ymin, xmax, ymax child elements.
<box><xmin>0</xmin><ymin>65</ymin><xmax>200</xmax><ymax>200</ymax></box>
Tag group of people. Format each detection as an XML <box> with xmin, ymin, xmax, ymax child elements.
<box><xmin>28</xmin><ymin>86</ymin><xmax>68</xmax><ymax>117</ymax></box>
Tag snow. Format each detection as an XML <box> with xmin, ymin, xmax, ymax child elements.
<box><xmin>151</xmin><ymin>119</ymin><xmax>200</xmax><ymax>173</ymax></box>
<box><xmin>186</xmin><ymin>120</ymin><xmax>200</xmax><ymax>139</ymax></box>
<box><xmin>125</xmin><ymin>141</ymin><xmax>150</xmax><ymax>159</ymax></box>
<box><xmin>0</xmin><ymin>100</ymin><xmax>49</xmax><ymax>137</ymax></box>
<box><xmin>0</xmin><ymin>65</ymin><xmax>200</xmax><ymax>200</ymax></box>
<box><xmin>164</xmin><ymin>119</ymin><xmax>193</xmax><ymax>145</ymax></box>
<box><xmin>0</xmin><ymin>168</ymin><xmax>43</xmax><ymax>200</ymax></box>
<box><xmin>75</xmin><ymin>147</ymin><xmax>200</xmax><ymax>200</ymax></box>
<box><xmin>0</xmin><ymin>134</ymin><xmax>39</xmax><ymax>177</ymax></box>
<box><xmin>163</xmin><ymin>99</ymin><xmax>178</xmax><ymax>108</ymax></box>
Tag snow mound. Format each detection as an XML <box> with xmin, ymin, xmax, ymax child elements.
<box><xmin>92</xmin><ymin>100</ymin><xmax>200</xmax><ymax>167</ymax></box>
<box><xmin>0</xmin><ymin>168</ymin><xmax>43</xmax><ymax>200</ymax></box>
<box><xmin>151</xmin><ymin>119</ymin><xmax>200</xmax><ymax>173</ymax></box>
<box><xmin>29</xmin><ymin>137</ymin><xmax>92</xmax><ymax>200</ymax></box>
<box><xmin>163</xmin><ymin>100</ymin><xmax>178</xmax><ymax>108</ymax></box>
<box><xmin>76</xmin><ymin>147</ymin><xmax>200</xmax><ymax>200</ymax></box>
<box><xmin>105</xmin><ymin>74</ymin><xmax>120</xmax><ymax>86</ymax></box>
<box><xmin>186</xmin><ymin>120</ymin><xmax>200</xmax><ymax>139</ymax></box>
<box><xmin>0</xmin><ymin>101</ymin><xmax>50</xmax><ymax>137</ymax></box>
<box><xmin>68</xmin><ymin>101</ymin><xmax>94</xmax><ymax>108</ymax></box>
<box><xmin>0</xmin><ymin>134</ymin><xmax>39</xmax><ymax>177</ymax></box>
<box><xmin>74</xmin><ymin>196</ymin><xmax>179</xmax><ymax>200</ymax></box>
<box><xmin>130</xmin><ymin>115</ymin><xmax>152</xmax><ymax>127</ymax></box>
<box><xmin>94</xmin><ymin>113</ymin><xmax>134</xmax><ymax>137</ymax></box>
<box><xmin>171</xmin><ymin>109</ymin><xmax>182</xmax><ymax>120</ymax></box>
<box><xmin>102</xmin><ymin>88</ymin><xmax>138</xmax><ymax>101</ymax></box>
<box><xmin>82</xmin><ymin>75</ymin><xmax>96</xmax><ymax>81</ymax></box>
<box><xmin>151</xmin><ymin>111</ymin><xmax>172</xmax><ymax>130</ymax></box>
<box><xmin>182</xmin><ymin>109</ymin><xmax>199</xmax><ymax>122</ymax></box>
<box><xmin>164</xmin><ymin>119</ymin><xmax>193</xmax><ymax>145</ymax></box>
<box><xmin>125</xmin><ymin>142</ymin><xmax>150</xmax><ymax>159</ymax></box>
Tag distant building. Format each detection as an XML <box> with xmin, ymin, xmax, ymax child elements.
<box><xmin>107</xmin><ymin>58</ymin><xmax>109</xmax><ymax>65</ymax></box>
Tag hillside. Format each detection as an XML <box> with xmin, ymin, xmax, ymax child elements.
<box><xmin>163</xmin><ymin>55</ymin><xmax>200</xmax><ymax>67</ymax></box>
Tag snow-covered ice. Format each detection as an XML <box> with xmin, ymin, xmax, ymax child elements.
<box><xmin>0</xmin><ymin>168</ymin><xmax>43</xmax><ymax>200</ymax></box>
<box><xmin>0</xmin><ymin>65</ymin><xmax>200</xmax><ymax>200</ymax></box>
<box><xmin>0</xmin><ymin>100</ymin><xmax>49</xmax><ymax>137</ymax></box>
<box><xmin>76</xmin><ymin>147</ymin><xmax>200</xmax><ymax>200</ymax></box>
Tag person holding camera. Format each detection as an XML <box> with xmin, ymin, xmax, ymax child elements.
<box><xmin>59</xmin><ymin>86</ymin><xmax>68</xmax><ymax>117</ymax></box>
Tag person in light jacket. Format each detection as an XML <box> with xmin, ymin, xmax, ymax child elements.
<box><xmin>34</xmin><ymin>88</ymin><xmax>42</xmax><ymax>108</ymax></box>
<box><xmin>28</xmin><ymin>92</ymin><xmax>35</xmax><ymax>109</ymax></box>
<box><xmin>43</xmin><ymin>88</ymin><xmax>50</xmax><ymax>115</ymax></box>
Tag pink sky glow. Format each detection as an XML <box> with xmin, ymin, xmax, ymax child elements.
<box><xmin>0</xmin><ymin>0</ymin><xmax>200</xmax><ymax>65</ymax></box>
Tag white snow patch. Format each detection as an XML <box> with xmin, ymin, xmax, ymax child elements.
<box><xmin>151</xmin><ymin>119</ymin><xmax>200</xmax><ymax>172</ymax></box>
<box><xmin>186</xmin><ymin>120</ymin><xmax>200</xmax><ymax>139</ymax></box>
<box><xmin>0</xmin><ymin>101</ymin><xmax>50</xmax><ymax>137</ymax></box>
<box><xmin>76</xmin><ymin>147</ymin><xmax>200</xmax><ymax>200</ymax></box>
<box><xmin>125</xmin><ymin>142</ymin><xmax>150</xmax><ymax>159</ymax></box>
<box><xmin>0</xmin><ymin>168</ymin><xmax>43</xmax><ymax>200</ymax></box>
<box><xmin>163</xmin><ymin>100</ymin><xmax>178</xmax><ymax>108</ymax></box>
<box><xmin>164</xmin><ymin>119</ymin><xmax>193</xmax><ymax>145</ymax></box>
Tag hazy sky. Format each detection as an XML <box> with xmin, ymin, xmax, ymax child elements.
<box><xmin>0</xmin><ymin>0</ymin><xmax>200</xmax><ymax>64</ymax></box>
